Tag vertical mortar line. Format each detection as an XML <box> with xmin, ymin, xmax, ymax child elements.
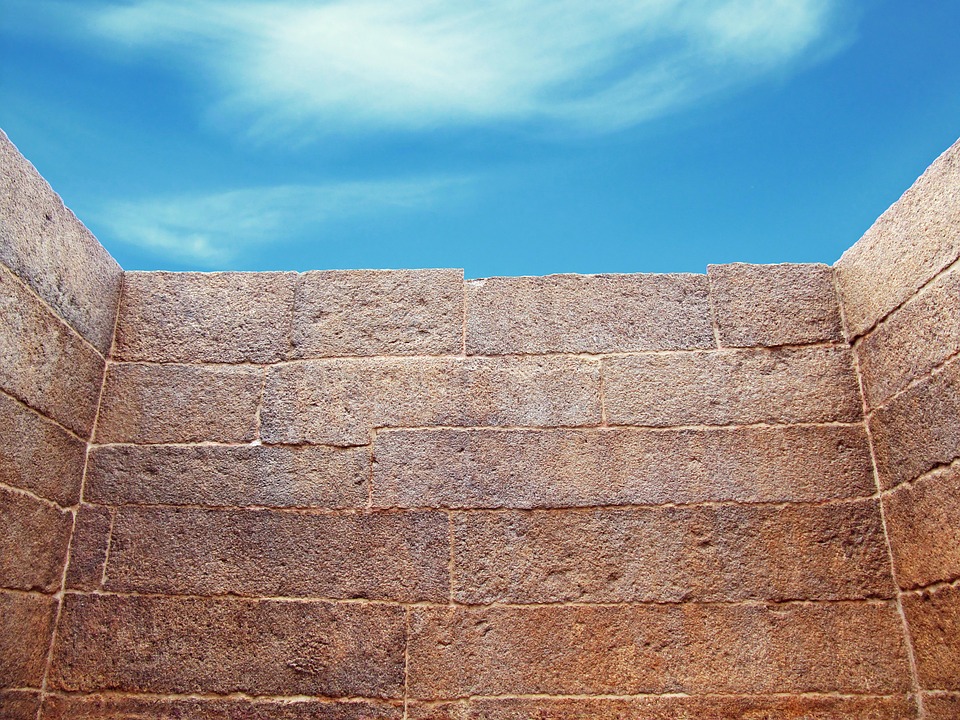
<box><xmin>597</xmin><ymin>358</ymin><xmax>608</xmax><ymax>426</ymax></box>
<box><xmin>252</xmin><ymin>365</ymin><xmax>268</xmax><ymax>444</ymax></box>
<box><xmin>460</xmin><ymin>279</ymin><xmax>468</xmax><ymax>356</ymax></box>
<box><xmin>447</xmin><ymin>511</ymin><xmax>455</xmax><ymax>604</ymax></box>
<box><xmin>367</xmin><ymin>428</ymin><xmax>377</xmax><ymax>510</ymax></box>
<box><xmin>706</xmin><ymin>270</ymin><xmax>723</xmax><ymax>349</ymax></box>
<box><xmin>99</xmin><ymin>507</ymin><xmax>118</xmax><ymax>589</ymax></box>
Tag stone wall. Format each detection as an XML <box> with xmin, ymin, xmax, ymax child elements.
<box><xmin>1</xmin><ymin>130</ymin><xmax>957</xmax><ymax>719</ymax></box>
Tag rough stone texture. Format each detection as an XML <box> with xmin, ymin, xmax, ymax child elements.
<box><xmin>924</xmin><ymin>693</ymin><xmax>960</xmax><ymax>719</ymax></box>
<box><xmin>103</xmin><ymin>507</ymin><xmax>449</xmax><ymax>601</ymax></box>
<box><xmin>373</xmin><ymin>426</ymin><xmax>875</xmax><ymax>508</ymax></box>
<box><xmin>836</xmin><ymin>137</ymin><xmax>960</xmax><ymax>338</ymax></box>
<box><xmin>857</xmin><ymin>264</ymin><xmax>960</xmax><ymax>408</ymax></box>
<box><xmin>902</xmin><ymin>584</ymin><xmax>960</xmax><ymax>691</ymax></box>
<box><xmin>291</xmin><ymin>269</ymin><xmax>464</xmax><ymax>357</ymax></box>
<box><xmin>0</xmin><ymin>265</ymin><xmax>104</xmax><ymax>438</ymax></box>
<box><xmin>114</xmin><ymin>271</ymin><xmax>297</xmax><ymax>363</ymax></box>
<box><xmin>603</xmin><ymin>346</ymin><xmax>861</xmax><ymax>427</ymax></box>
<box><xmin>452</xmin><ymin>501</ymin><xmax>892</xmax><ymax>604</ymax></box>
<box><xmin>64</xmin><ymin>504</ymin><xmax>113</xmax><ymax>591</ymax></box>
<box><xmin>869</xmin><ymin>357</ymin><xmax>960</xmax><ymax>490</ymax></box>
<box><xmin>708</xmin><ymin>262</ymin><xmax>843</xmax><ymax>347</ymax></box>
<box><xmin>0</xmin><ymin>487</ymin><xmax>72</xmax><ymax>592</ymax></box>
<box><xmin>50</xmin><ymin>594</ymin><xmax>406</xmax><ymax>697</ymax></box>
<box><xmin>0</xmin><ymin>589</ymin><xmax>56</xmax><ymax>687</ymax></box>
<box><xmin>0</xmin><ymin>690</ymin><xmax>40</xmax><ymax>720</ymax></box>
<box><xmin>465</xmin><ymin>273</ymin><xmax>713</xmax><ymax>355</ymax></box>
<box><xmin>407</xmin><ymin>602</ymin><xmax>909</xmax><ymax>698</ymax></box>
<box><xmin>96</xmin><ymin>362</ymin><xmax>262</xmax><ymax>443</ymax></box>
<box><xmin>261</xmin><ymin>356</ymin><xmax>600</xmax><ymax>446</ymax></box>
<box><xmin>0</xmin><ymin>390</ymin><xmax>85</xmax><ymax>506</ymax></box>
<box><xmin>86</xmin><ymin>443</ymin><xmax>369</xmax><ymax>508</ymax></box>
<box><xmin>0</xmin><ymin>130</ymin><xmax>122</xmax><ymax>355</ymax></box>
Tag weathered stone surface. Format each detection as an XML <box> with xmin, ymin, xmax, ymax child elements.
<box><xmin>0</xmin><ymin>390</ymin><xmax>85</xmax><ymax>506</ymax></box>
<box><xmin>0</xmin><ymin>130</ymin><xmax>122</xmax><ymax>354</ymax></box>
<box><xmin>857</xmin><ymin>265</ymin><xmax>960</xmax><ymax>408</ymax></box>
<box><xmin>373</xmin><ymin>426</ymin><xmax>875</xmax><ymax>508</ymax></box>
<box><xmin>0</xmin><ymin>487</ymin><xmax>72</xmax><ymax>592</ymax></box>
<box><xmin>465</xmin><ymin>273</ymin><xmax>713</xmax><ymax>355</ymax></box>
<box><xmin>114</xmin><ymin>271</ymin><xmax>297</xmax><ymax>363</ymax></box>
<box><xmin>924</xmin><ymin>693</ymin><xmax>960</xmax><ymax>719</ymax></box>
<box><xmin>0</xmin><ymin>266</ymin><xmax>104</xmax><ymax>438</ymax></box>
<box><xmin>86</xmin><ymin>443</ymin><xmax>369</xmax><ymax>508</ymax></box>
<box><xmin>291</xmin><ymin>269</ymin><xmax>464</xmax><ymax>358</ymax></box>
<box><xmin>0</xmin><ymin>589</ymin><xmax>56</xmax><ymax>687</ymax></box>
<box><xmin>836</xmin><ymin>137</ymin><xmax>960</xmax><ymax>338</ymax></box>
<box><xmin>452</xmin><ymin>501</ymin><xmax>892</xmax><ymax>604</ymax></box>
<box><xmin>0</xmin><ymin>690</ymin><xmax>40</xmax><ymax>720</ymax></box>
<box><xmin>261</xmin><ymin>356</ymin><xmax>600</xmax><ymax>446</ymax></box>
<box><xmin>407</xmin><ymin>602</ymin><xmax>909</xmax><ymax>697</ymax></box>
<box><xmin>884</xmin><ymin>462</ymin><xmax>960</xmax><ymax>590</ymax></box>
<box><xmin>96</xmin><ymin>363</ymin><xmax>262</xmax><ymax>443</ymax></box>
<box><xmin>103</xmin><ymin>507</ymin><xmax>448</xmax><ymax>601</ymax></box>
<box><xmin>51</xmin><ymin>594</ymin><xmax>406</xmax><ymax>697</ymax></box>
<box><xmin>708</xmin><ymin>262</ymin><xmax>843</xmax><ymax>347</ymax></box>
<box><xmin>870</xmin><ymin>358</ymin><xmax>960</xmax><ymax>489</ymax></box>
<box><xmin>64</xmin><ymin>504</ymin><xmax>113</xmax><ymax>591</ymax></box>
<box><xmin>902</xmin><ymin>583</ymin><xmax>960</xmax><ymax>691</ymax></box>
<box><xmin>603</xmin><ymin>346</ymin><xmax>861</xmax><ymax>427</ymax></box>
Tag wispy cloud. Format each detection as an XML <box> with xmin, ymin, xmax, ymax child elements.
<box><xmin>78</xmin><ymin>0</ymin><xmax>850</xmax><ymax>139</ymax></box>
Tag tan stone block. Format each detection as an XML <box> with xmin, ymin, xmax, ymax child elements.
<box><xmin>50</xmin><ymin>594</ymin><xmax>406</xmax><ymax>697</ymax></box>
<box><xmin>372</xmin><ymin>426</ymin><xmax>874</xmax><ymax>508</ymax></box>
<box><xmin>407</xmin><ymin>602</ymin><xmax>909</xmax><ymax>697</ymax></box>
<box><xmin>86</xmin><ymin>443</ymin><xmax>369</xmax><ymax>508</ymax></box>
<box><xmin>0</xmin><ymin>130</ymin><xmax>122</xmax><ymax>354</ymax></box>
<box><xmin>95</xmin><ymin>362</ymin><xmax>262</xmax><ymax>443</ymax></box>
<box><xmin>64</xmin><ymin>504</ymin><xmax>113</xmax><ymax>591</ymax></box>
<box><xmin>0</xmin><ymin>589</ymin><xmax>56</xmax><ymax>687</ymax></box>
<box><xmin>114</xmin><ymin>271</ymin><xmax>297</xmax><ymax>363</ymax></box>
<box><xmin>0</xmin><ymin>690</ymin><xmax>40</xmax><ymax>720</ymax></box>
<box><xmin>291</xmin><ymin>269</ymin><xmax>464</xmax><ymax>358</ymax></box>
<box><xmin>261</xmin><ymin>356</ymin><xmax>600</xmax><ymax>446</ymax></box>
<box><xmin>857</xmin><ymin>265</ymin><xmax>960</xmax><ymax>408</ymax></box>
<box><xmin>452</xmin><ymin>501</ymin><xmax>892</xmax><ymax>604</ymax></box>
<box><xmin>0</xmin><ymin>487</ymin><xmax>72</xmax><ymax>592</ymax></box>
<box><xmin>603</xmin><ymin>346</ymin><xmax>861</xmax><ymax>427</ymax></box>
<box><xmin>870</xmin><ymin>358</ymin><xmax>960</xmax><ymax>489</ymax></box>
<box><xmin>836</xmin><ymin>137</ymin><xmax>960</xmax><ymax>338</ymax></box>
<box><xmin>103</xmin><ymin>507</ymin><xmax>448</xmax><ymax>601</ymax></box>
<box><xmin>0</xmin><ymin>266</ymin><xmax>104</xmax><ymax>438</ymax></box>
<box><xmin>0</xmin><ymin>390</ymin><xmax>85</xmax><ymax>506</ymax></box>
<box><xmin>902</xmin><ymin>583</ymin><xmax>960</xmax><ymax>691</ymax></box>
<box><xmin>708</xmin><ymin>263</ymin><xmax>843</xmax><ymax>347</ymax></box>
<box><xmin>924</xmin><ymin>693</ymin><xmax>960</xmax><ymax>719</ymax></box>
<box><xmin>465</xmin><ymin>273</ymin><xmax>713</xmax><ymax>355</ymax></box>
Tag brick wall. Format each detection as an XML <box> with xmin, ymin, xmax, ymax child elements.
<box><xmin>1</xmin><ymin>130</ymin><xmax>957</xmax><ymax>719</ymax></box>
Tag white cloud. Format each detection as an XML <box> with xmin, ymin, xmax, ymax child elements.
<box><xmin>81</xmin><ymin>0</ymin><xmax>850</xmax><ymax>138</ymax></box>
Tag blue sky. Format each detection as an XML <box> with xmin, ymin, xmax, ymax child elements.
<box><xmin>1</xmin><ymin>1</ymin><xmax>958</xmax><ymax>277</ymax></box>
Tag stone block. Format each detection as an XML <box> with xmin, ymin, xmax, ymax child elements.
<box><xmin>707</xmin><ymin>263</ymin><xmax>843</xmax><ymax>347</ymax></box>
<box><xmin>291</xmin><ymin>269</ymin><xmax>464</xmax><ymax>357</ymax></box>
<box><xmin>902</xmin><ymin>583</ymin><xmax>960</xmax><ymax>691</ymax></box>
<box><xmin>0</xmin><ymin>130</ymin><xmax>122</xmax><ymax>355</ymax></box>
<box><xmin>603</xmin><ymin>346</ymin><xmax>861</xmax><ymax>427</ymax></box>
<box><xmin>95</xmin><ymin>362</ymin><xmax>262</xmax><ymax>443</ymax></box>
<box><xmin>261</xmin><ymin>356</ymin><xmax>600</xmax><ymax>446</ymax></box>
<box><xmin>0</xmin><ymin>690</ymin><xmax>40</xmax><ymax>720</ymax></box>
<box><xmin>114</xmin><ymin>271</ymin><xmax>297</xmax><ymax>363</ymax></box>
<box><xmin>86</xmin><ymin>443</ymin><xmax>369</xmax><ymax>508</ymax></box>
<box><xmin>924</xmin><ymin>693</ymin><xmax>960</xmax><ymax>719</ymax></box>
<box><xmin>0</xmin><ymin>487</ymin><xmax>72</xmax><ymax>592</ymax></box>
<box><xmin>465</xmin><ymin>273</ymin><xmax>713</xmax><ymax>355</ymax></box>
<box><xmin>50</xmin><ymin>594</ymin><xmax>406</xmax><ymax>697</ymax></box>
<box><xmin>0</xmin><ymin>589</ymin><xmax>56</xmax><ymax>687</ymax></box>
<box><xmin>372</xmin><ymin>426</ymin><xmax>875</xmax><ymax>508</ymax></box>
<box><xmin>64</xmin><ymin>504</ymin><xmax>113</xmax><ymax>591</ymax></box>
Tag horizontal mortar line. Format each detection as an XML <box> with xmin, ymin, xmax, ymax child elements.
<box><xmin>88</xmin><ymin>440</ymin><xmax>371</xmax><ymax>450</ymax></box>
<box><xmin>898</xmin><ymin>575</ymin><xmax>960</xmax><ymax>597</ymax></box>
<box><xmin>921</xmin><ymin>689</ymin><xmax>960</xmax><ymax>696</ymax></box>
<box><xmin>0</xmin><ymin>480</ymin><xmax>76</xmax><ymax>513</ymax></box>
<box><xmin>882</xmin><ymin>457</ymin><xmax>960</xmax><ymax>495</ymax></box>
<box><xmin>411</xmin><ymin>691</ymin><xmax>913</xmax><ymax>703</ymax></box>
<box><xmin>371</xmin><ymin>420</ymin><xmax>865</xmax><ymax>433</ymax></box>
<box><xmin>864</xmin><ymin>344</ymin><xmax>960</xmax><ymax>414</ymax></box>
<box><xmin>41</xmin><ymin>687</ymin><xmax>403</xmax><ymax>705</ymax></box>
<box><xmin>0</xmin><ymin>687</ymin><xmax>42</xmax><ymax>693</ymax></box>
<box><xmin>0</xmin><ymin>386</ymin><xmax>89</xmax><ymax>444</ymax></box>
<box><xmin>0</xmin><ymin>586</ymin><xmax>58</xmax><ymax>598</ymax></box>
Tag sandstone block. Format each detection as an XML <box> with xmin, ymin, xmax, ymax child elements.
<box><xmin>0</xmin><ymin>266</ymin><xmax>104</xmax><ymax>437</ymax></box>
<box><xmin>95</xmin><ymin>363</ymin><xmax>262</xmax><ymax>443</ymax></box>
<box><xmin>114</xmin><ymin>271</ymin><xmax>297</xmax><ymax>363</ymax></box>
<box><xmin>465</xmin><ymin>273</ymin><xmax>713</xmax><ymax>355</ymax></box>
<box><xmin>836</xmin><ymin>137</ymin><xmax>960</xmax><ymax>338</ymax></box>
<box><xmin>924</xmin><ymin>693</ymin><xmax>960</xmax><ymax>719</ymax></box>
<box><xmin>103</xmin><ymin>507</ymin><xmax>448</xmax><ymax>601</ymax></box>
<box><xmin>64</xmin><ymin>504</ymin><xmax>113</xmax><ymax>591</ymax></box>
<box><xmin>51</xmin><ymin>594</ymin><xmax>406</xmax><ymax>697</ymax></box>
<box><xmin>708</xmin><ymin>262</ymin><xmax>843</xmax><ymax>347</ymax></box>
<box><xmin>261</xmin><ymin>356</ymin><xmax>600</xmax><ymax>446</ymax></box>
<box><xmin>291</xmin><ymin>269</ymin><xmax>464</xmax><ymax>358</ymax></box>
<box><xmin>0</xmin><ymin>589</ymin><xmax>56</xmax><ymax>687</ymax></box>
<box><xmin>0</xmin><ymin>690</ymin><xmax>40</xmax><ymax>720</ymax></box>
<box><xmin>0</xmin><ymin>390</ymin><xmax>85</xmax><ymax>506</ymax></box>
<box><xmin>902</xmin><ymin>583</ymin><xmax>960</xmax><ymax>691</ymax></box>
<box><xmin>86</xmin><ymin>443</ymin><xmax>369</xmax><ymax>508</ymax></box>
<box><xmin>0</xmin><ymin>130</ymin><xmax>122</xmax><ymax>354</ymax></box>
<box><xmin>407</xmin><ymin>602</ymin><xmax>909</xmax><ymax>697</ymax></box>
<box><xmin>603</xmin><ymin>346</ymin><xmax>861</xmax><ymax>427</ymax></box>
<box><xmin>372</xmin><ymin>426</ymin><xmax>874</xmax><ymax>508</ymax></box>
<box><xmin>0</xmin><ymin>487</ymin><xmax>72</xmax><ymax>592</ymax></box>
